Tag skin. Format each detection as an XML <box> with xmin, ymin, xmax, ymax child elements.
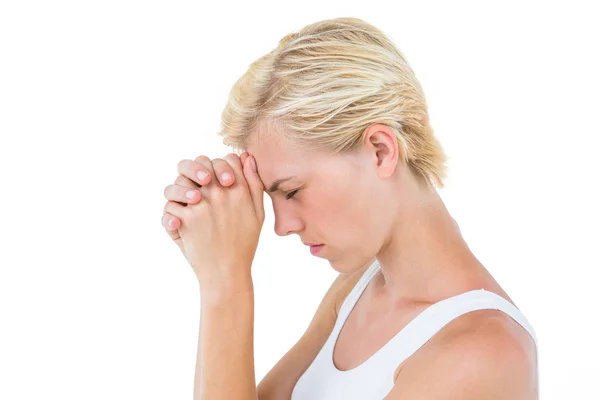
<box><xmin>245</xmin><ymin>123</ymin><xmax>498</xmax><ymax>302</ymax></box>
<box><xmin>161</xmin><ymin>122</ymin><xmax>538</xmax><ymax>399</ymax></box>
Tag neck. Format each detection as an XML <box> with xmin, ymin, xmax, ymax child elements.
<box><xmin>373</xmin><ymin>188</ymin><xmax>487</xmax><ymax>307</ymax></box>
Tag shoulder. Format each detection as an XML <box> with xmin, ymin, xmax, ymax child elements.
<box><xmin>385</xmin><ymin>309</ymin><xmax>538</xmax><ymax>400</ymax></box>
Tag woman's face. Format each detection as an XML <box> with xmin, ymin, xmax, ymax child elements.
<box><xmin>246</xmin><ymin>126</ymin><xmax>402</xmax><ymax>273</ymax></box>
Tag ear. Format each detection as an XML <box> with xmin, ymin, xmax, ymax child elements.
<box><xmin>362</xmin><ymin>123</ymin><xmax>401</xmax><ymax>178</ymax></box>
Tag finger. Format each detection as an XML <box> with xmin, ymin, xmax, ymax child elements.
<box><xmin>242</xmin><ymin>155</ymin><xmax>265</xmax><ymax>220</ymax></box>
<box><xmin>162</xmin><ymin>211</ymin><xmax>181</xmax><ymax>232</ymax></box>
<box><xmin>239</xmin><ymin>151</ymin><xmax>249</xmax><ymax>166</ymax></box>
<box><xmin>163</xmin><ymin>184</ymin><xmax>202</xmax><ymax>204</ymax></box>
<box><xmin>172</xmin><ymin>176</ymin><xmax>202</xmax><ymax>206</ymax></box>
<box><xmin>211</xmin><ymin>156</ymin><xmax>237</xmax><ymax>187</ymax></box>
<box><xmin>174</xmin><ymin>174</ymin><xmax>201</xmax><ymax>189</ymax></box>
<box><xmin>177</xmin><ymin>158</ymin><xmax>212</xmax><ymax>187</ymax></box>
<box><xmin>192</xmin><ymin>155</ymin><xmax>217</xmax><ymax>186</ymax></box>
<box><xmin>162</xmin><ymin>211</ymin><xmax>186</xmax><ymax>257</ymax></box>
<box><xmin>163</xmin><ymin>201</ymin><xmax>187</xmax><ymax>225</ymax></box>
<box><xmin>221</xmin><ymin>153</ymin><xmax>245</xmax><ymax>187</ymax></box>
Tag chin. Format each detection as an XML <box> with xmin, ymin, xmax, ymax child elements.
<box><xmin>327</xmin><ymin>260</ymin><xmax>355</xmax><ymax>275</ymax></box>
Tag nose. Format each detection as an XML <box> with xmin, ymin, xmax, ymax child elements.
<box><xmin>273</xmin><ymin>204</ymin><xmax>303</xmax><ymax>237</ymax></box>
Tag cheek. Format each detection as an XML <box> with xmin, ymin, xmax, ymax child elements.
<box><xmin>306</xmin><ymin>186</ymin><xmax>367</xmax><ymax>226</ymax></box>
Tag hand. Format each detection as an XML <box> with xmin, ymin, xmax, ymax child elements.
<box><xmin>162</xmin><ymin>152</ymin><xmax>265</xmax><ymax>288</ymax></box>
<box><xmin>162</xmin><ymin>152</ymin><xmax>250</xmax><ymax>239</ymax></box>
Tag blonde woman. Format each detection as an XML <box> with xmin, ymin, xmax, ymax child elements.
<box><xmin>161</xmin><ymin>17</ymin><xmax>538</xmax><ymax>399</ymax></box>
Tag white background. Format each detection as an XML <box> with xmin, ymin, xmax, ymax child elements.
<box><xmin>1</xmin><ymin>1</ymin><xmax>598</xmax><ymax>399</ymax></box>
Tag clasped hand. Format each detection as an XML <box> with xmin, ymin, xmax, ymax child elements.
<box><xmin>161</xmin><ymin>152</ymin><xmax>265</xmax><ymax>290</ymax></box>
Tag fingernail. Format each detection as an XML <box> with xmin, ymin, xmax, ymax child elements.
<box><xmin>250</xmin><ymin>156</ymin><xmax>257</xmax><ymax>172</ymax></box>
<box><xmin>221</xmin><ymin>172</ymin><xmax>232</xmax><ymax>182</ymax></box>
<box><xmin>168</xmin><ymin>218</ymin><xmax>174</xmax><ymax>227</ymax></box>
<box><xmin>197</xmin><ymin>170</ymin><xmax>209</xmax><ymax>181</ymax></box>
<box><xmin>185</xmin><ymin>190</ymin><xmax>196</xmax><ymax>199</ymax></box>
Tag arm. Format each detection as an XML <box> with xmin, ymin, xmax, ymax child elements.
<box><xmin>194</xmin><ymin>277</ymin><xmax>258</xmax><ymax>400</ymax></box>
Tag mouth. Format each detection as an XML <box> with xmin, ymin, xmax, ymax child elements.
<box><xmin>309</xmin><ymin>244</ymin><xmax>325</xmax><ymax>255</ymax></box>
<box><xmin>304</xmin><ymin>242</ymin><xmax>322</xmax><ymax>246</ymax></box>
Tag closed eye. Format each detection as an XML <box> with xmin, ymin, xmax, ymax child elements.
<box><xmin>285</xmin><ymin>189</ymin><xmax>299</xmax><ymax>200</ymax></box>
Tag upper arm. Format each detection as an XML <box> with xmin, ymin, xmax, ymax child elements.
<box><xmin>384</xmin><ymin>316</ymin><xmax>537</xmax><ymax>400</ymax></box>
<box><xmin>256</xmin><ymin>258</ymin><xmax>375</xmax><ymax>400</ymax></box>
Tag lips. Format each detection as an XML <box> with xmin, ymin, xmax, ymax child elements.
<box><xmin>309</xmin><ymin>244</ymin><xmax>324</xmax><ymax>255</ymax></box>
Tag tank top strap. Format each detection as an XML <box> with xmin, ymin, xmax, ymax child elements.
<box><xmin>364</xmin><ymin>287</ymin><xmax>539</xmax><ymax>386</ymax></box>
<box><xmin>379</xmin><ymin>288</ymin><xmax>538</xmax><ymax>360</ymax></box>
<box><xmin>331</xmin><ymin>260</ymin><xmax>538</xmax><ymax>378</ymax></box>
<box><xmin>292</xmin><ymin>260</ymin><xmax>539</xmax><ymax>399</ymax></box>
<box><xmin>335</xmin><ymin>259</ymin><xmax>380</xmax><ymax>327</ymax></box>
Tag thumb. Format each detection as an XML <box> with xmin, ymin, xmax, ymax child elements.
<box><xmin>243</xmin><ymin>155</ymin><xmax>265</xmax><ymax>219</ymax></box>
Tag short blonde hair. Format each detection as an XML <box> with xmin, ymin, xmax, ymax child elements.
<box><xmin>216</xmin><ymin>17</ymin><xmax>449</xmax><ymax>190</ymax></box>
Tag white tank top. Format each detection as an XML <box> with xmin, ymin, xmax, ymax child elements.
<box><xmin>291</xmin><ymin>259</ymin><xmax>538</xmax><ymax>399</ymax></box>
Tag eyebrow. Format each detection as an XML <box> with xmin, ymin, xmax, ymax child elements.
<box><xmin>268</xmin><ymin>176</ymin><xmax>297</xmax><ymax>193</ymax></box>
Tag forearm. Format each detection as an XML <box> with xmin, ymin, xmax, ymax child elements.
<box><xmin>194</xmin><ymin>278</ymin><xmax>258</xmax><ymax>400</ymax></box>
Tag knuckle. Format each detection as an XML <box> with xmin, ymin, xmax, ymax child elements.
<box><xmin>210</xmin><ymin>157</ymin><xmax>224</xmax><ymax>169</ymax></box>
<box><xmin>194</xmin><ymin>155</ymin><xmax>210</xmax><ymax>163</ymax></box>
<box><xmin>224</xmin><ymin>152</ymin><xmax>240</xmax><ymax>162</ymax></box>
<box><xmin>223</xmin><ymin>153</ymin><xmax>243</xmax><ymax>168</ymax></box>
<box><xmin>177</xmin><ymin>159</ymin><xmax>197</xmax><ymax>181</ymax></box>
<box><xmin>176</xmin><ymin>159</ymin><xmax>188</xmax><ymax>172</ymax></box>
<box><xmin>174</xmin><ymin>175</ymin><xmax>191</xmax><ymax>186</ymax></box>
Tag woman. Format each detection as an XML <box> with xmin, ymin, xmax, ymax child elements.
<box><xmin>161</xmin><ymin>17</ymin><xmax>538</xmax><ymax>399</ymax></box>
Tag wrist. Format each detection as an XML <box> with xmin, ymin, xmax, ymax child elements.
<box><xmin>198</xmin><ymin>274</ymin><xmax>254</xmax><ymax>303</ymax></box>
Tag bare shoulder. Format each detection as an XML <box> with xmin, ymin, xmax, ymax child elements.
<box><xmin>385</xmin><ymin>310</ymin><xmax>538</xmax><ymax>400</ymax></box>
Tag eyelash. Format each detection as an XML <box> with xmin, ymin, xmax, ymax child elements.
<box><xmin>285</xmin><ymin>189</ymin><xmax>299</xmax><ymax>200</ymax></box>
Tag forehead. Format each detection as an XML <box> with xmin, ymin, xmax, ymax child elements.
<box><xmin>246</xmin><ymin>130</ymin><xmax>307</xmax><ymax>183</ymax></box>
<box><xmin>244</xmin><ymin>121</ymin><xmax>358</xmax><ymax>189</ymax></box>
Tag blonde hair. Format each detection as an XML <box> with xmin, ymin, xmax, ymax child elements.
<box><xmin>216</xmin><ymin>17</ymin><xmax>449</xmax><ymax>190</ymax></box>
